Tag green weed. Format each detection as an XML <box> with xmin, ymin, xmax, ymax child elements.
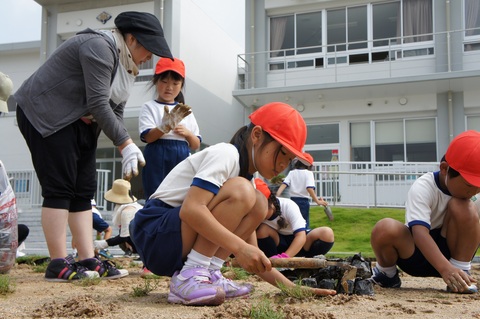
<box><xmin>249</xmin><ymin>298</ymin><xmax>285</xmax><ymax>319</ymax></box>
<box><xmin>0</xmin><ymin>274</ymin><xmax>15</xmax><ymax>295</ymax></box>
<box><xmin>131</xmin><ymin>278</ymin><xmax>159</xmax><ymax>297</ymax></box>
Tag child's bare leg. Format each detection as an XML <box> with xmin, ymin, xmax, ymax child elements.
<box><xmin>304</xmin><ymin>227</ymin><xmax>334</xmax><ymax>251</ymax></box>
<box><xmin>443</xmin><ymin>198</ymin><xmax>480</xmax><ymax>262</ymax></box>
<box><xmin>181</xmin><ymin>177</ymin><xmax>261</xmax><ymax>259</ymax></box>
<box><xmin>370</xmin><ymin>218</ymin><xmax>415</xmax><ymax>267</ymax></box>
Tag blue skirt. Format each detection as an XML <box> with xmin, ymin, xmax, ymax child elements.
<box><xmin>142</xmin><ymin>139</ymin><xmax>189</xmax><ymax>199</ymax></box>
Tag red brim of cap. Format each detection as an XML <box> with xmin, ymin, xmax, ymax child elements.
<box><xmin>458</xmin><ymin>171</ymin><xmax>480</xmax><ymax>188</ymax></box>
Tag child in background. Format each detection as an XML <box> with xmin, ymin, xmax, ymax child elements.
<box><xmin>139</xmin><ymin>57</ymin><xmax>201</xmax><ymax>200</ymax></box>
<box><xmin>130</xmin><ymin>102</ymin><xmax>337</xmax><ymax>307</ymax></box>
<box><xmin>94</xmin><ymin>180</ymin><xmax>142</xmax><ymax>258</ymax></box>
<box><xmin>369</xmin><ymin>130</ymin><xmax>480</xmax><ymax>294</ymax></box>
<box><xmin>255</xmin><ymin>178</ymin><xmax>334</xmax><ymax>259</ymax></box>
<box><xmin>276</xmin><ymin>152</ymin><xmax>332</xmax><ymax>229</ymax></box>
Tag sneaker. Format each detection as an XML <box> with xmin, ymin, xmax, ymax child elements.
<box><xmin>369</xmin><ymin>266</ymin><xmax>401</xmax><ymax>288</ymax></box>
<box><xmin>99</xmin><ymin>249</ymin><xmax>113</xmax><ymax>259</ymax></box>
<box><xmin>209</xmin><ymin>269</ymin><xmax>252</xmax><ymax>298</ymax></box>
<box><xmin>446</xmin><ymin>270</ymin><xmax>478</xmax><ymax>294</ymax></box>
<box><xmin>168</xmin><ymin>268</ymin><xmax>226</xmax><ymax>306</ymax></box>
<box><xmin>45</xmin><ymin>258</ymin><xmax>99</xmax><ymax>282</ymax></box>
<box><xmin>124</xmin><ymin>249</ymin><xmax>133</xmax><ymax>257</ymax></box>
<box><xmin>78</xmin><ymin>257</ymin><xmax>129</xmax><ymax>279</ymax></box>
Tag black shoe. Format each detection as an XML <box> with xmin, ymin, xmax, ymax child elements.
<box><xmin>78</xmin><ymin>257</ymin><xmax>128</xmax><ymax>279</ymax></box>
<box><xmin>45</xmin><ymin>258</ymin><xmax>99</xmax><ymax>282</ymax></box>
<box><xmin>368</xmin><ymin>266</ymin><xmax>401</xmax><ymax>288</ymax></box>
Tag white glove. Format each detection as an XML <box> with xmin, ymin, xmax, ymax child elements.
<box><xmin>158</xmin><ymin>103</ymin><xmax>192</xmax><ymax>134</ymax></box>
<box><xmin>121</xmin><ymin>143</ymin><xmax>145</xmax><ymax>180</ymax></box>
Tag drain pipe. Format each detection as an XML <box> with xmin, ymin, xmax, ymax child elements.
<box><xmin>159</xmin><ymin>0</ymin><xmax>164</xmax><ymax>26</ymax></box>
<box><xmin>448</xmin><ymin>91</ymin><xmax>453</xmax><ymax>141</ymax></box>
<box><xmin>446</xmin><ymin>1</ymin><xmax>453</xmax><ymax>141</ymax></box>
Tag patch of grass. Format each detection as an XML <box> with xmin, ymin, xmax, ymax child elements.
<box><xmin>309</xmin><ymin>206</ymin><xmax>404</xmax><ymax>258</ymax></box>
<box><xmin>0</xmin><ymin>275</ymin><xmax>15</xmax><ymax>295</ymax></box>
<box><xmin>249</xmin><ymin>298</ymin><xmax>284</xmax><ymax>319</ymax></box>
<box><xmin>131</xmin><ymin>278</ymin><xmax>159</xmax><ymax>297</ymax></box>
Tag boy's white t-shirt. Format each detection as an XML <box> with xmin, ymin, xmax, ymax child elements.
<box><xmin>261</xmin><ymin>197</ymin><xmax>307</xmax><ymax>236</ymax></box>
<box><xmin>283</xmin><ymin>169</ymin><xmax>315</xmax><ymax>198</ymax></box>
<box><xmin>150</xmin><ymin>143</ymin><xmax>241</xmax><ymax>207</ymax></box>
<box><xmin>405</xmin><ymin>172</ymin><xmax>451</xmax><ymax>230</ymax></box>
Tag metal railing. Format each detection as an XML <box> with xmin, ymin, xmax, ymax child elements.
<box><xmin>7</xmin><ymin>161</ymin><xmax>439</xmax><ymax>209</ymax></box>
<box><xmin>7</xmin><ymin>169</ymin><xmax>111</xmax><ymax>210</ymax></box>
<box><xmin>308</xmin><ymin>161</ymin><xmax>439</xmax><ymax>208</ymax></box>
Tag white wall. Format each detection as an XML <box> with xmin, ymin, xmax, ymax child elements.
<box><xmin>174</xmin><ymin>0</ymin><xmax>246</xmax><ymax>145</ymax></box>
<box><xmin>0</xmin><ymin>49</ymin><xmax>41</xmax><ymax>170</ymax></box>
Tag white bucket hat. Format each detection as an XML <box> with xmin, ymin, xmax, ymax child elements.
<box><xmin>0</xmin><ymin>72</ymin><xmax>13</xmax><ymax>113</ymax></box>
<box><xmin>104</xmin><ymin>179</ymin><xmax>137</xmax><ymax>204</ymax></box>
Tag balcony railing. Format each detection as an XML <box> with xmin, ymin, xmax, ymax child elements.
<box><xmin>237</xmin><ymin>28</ymin><xmax>480</xmax><ymax>90</ymax></box>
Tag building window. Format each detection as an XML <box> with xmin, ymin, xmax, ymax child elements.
<box><xmin>464</xmin><ymin>0</ymin><xmax>480</xmax><ymax>51</ymax></box>
<box><xmin>351</xmin><ymin>118</ymin><xmax>436</xmax><ymax>162</ymax></box>
<box><xmin>375</xmin><ymin>121</ymin><xmax>405</xmax><ymax>161</ymax></box>
<box><xmin>296</xmin><ymin>11</ymin><xmax>322</xmax><ymax>55</ymax></box>
<box><xmin>269</xmin><ymin>0</ymin><xmax>433</xmax><ymax>68</ymax></box>
<box><xmin>306</xmin><ymin>123</ymin><xmax>339</xmax><ymax>144</ymax></box>
<box><xmin>270</xmin><ymin>15</ymin><xmax>294</xmax><ymax>58</ymax></box>
<box><xmin>467</xmin><ymin>115</ymin><xmax>480</xmax><ymax>130</ymax></box>
<box><xmin>326</xmin><ymin>6</ymin><xmax>368</xmax><ymax>53</ymax></box>
<box><xmin>405</xmin><ymin>118</ymin><xmax>436</xmax><ymax>161</ymax></box>
<box><xmin>372</xmin><ymin>2</ymin><xmax>400</xmax><ymax>47</ymax></box>
<box><xmin>402</xmin><ymin>0</ymin><xmax>433</xmax><ymax>43</ymax></box>
<box><xmin>135</xmin><ymin>59</ymin><xmax>154</xmax><ymax>82</ymax></box>
<box><xmin>350</xmin><ymin>122</ymin><xmax>371</xmax><ymax>161</ymax></box>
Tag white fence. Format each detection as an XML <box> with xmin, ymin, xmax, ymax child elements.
<box><xmin>7</xmin><ymin>169</ymin><xmax>111</xmax><ymax>210</ymax></box>
<box><xmin>7</xmin><ymin>161</ymin><xmax>439</xmax><ymax>209</ymax></box>
<box><xmin>311</xmin><ymin>161</ymin><xmax>439</xmax><ymax>208</ymax></box>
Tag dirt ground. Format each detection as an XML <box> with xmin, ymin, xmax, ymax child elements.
<box><xmin>1</xmin><ymin>257</ymin><xmax>480</xmax><ymax>319</ymax></box>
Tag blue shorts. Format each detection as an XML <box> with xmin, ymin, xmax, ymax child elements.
<box><xmin>92</xmin><ymin>213</ymin><xmax>110</xmax><ymax>233</ymax></box>
<box><xmin>397</xmin><ymin>228</ymin><xmax>450</xmax><ymax>277</ymax></box>
<box><xmin>291</xmin><ymin>197</ymin><xmax>310</xmax><ymax>227</ymax></box>
<box><xmin>129</xmin><ymin>199</ymin><xmax>183</xmax><ymax>277</ymax></box>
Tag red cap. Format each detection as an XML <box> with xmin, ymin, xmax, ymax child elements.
<box><xmin>303</xmin><ymin>152</ymin><xmax>314</xmax><ymax>166</ymax></box>
<box><xmin>445</xmin><ymin>130</ymin><xmax>480</xmax><ymax>187</ymax></box>
<box><xmin>249</xmin><ymin>102</ymin><xmax>308</xmax><ymax>165</ymax></box>
<box><xmin>254</xmin><ymin>178</ymin><xmax>271</xmax><ymax>199</ymax></box>
<box><xmin>155</xmin><ymin>57</ymin><xmax>185</xmax><ymax>78</ymax></box>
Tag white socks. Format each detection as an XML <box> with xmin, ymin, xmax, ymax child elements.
<box><xmin>209</xmin><ymin>256</ymin><xmax>225</xmax><ymax>271</ymax></box>
<box><xmin>182</xmin><ymin>249</ymin><xmax>211</xmax><ymax>271</ymax></box>
<box><xmin>376</xmin><ymin>264</ymin><xmax>398</xmax><ymax>278</ymax></box>
<box><xmin>449</xmin><ymin>258</ymin><xmax>471</xmax><ymax>271</ymax></box>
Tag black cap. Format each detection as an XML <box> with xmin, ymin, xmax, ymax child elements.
<box><xmin>115</xmin><ymin>11</ymin><xmax>173</xmax><ymax>59</ymax></box>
